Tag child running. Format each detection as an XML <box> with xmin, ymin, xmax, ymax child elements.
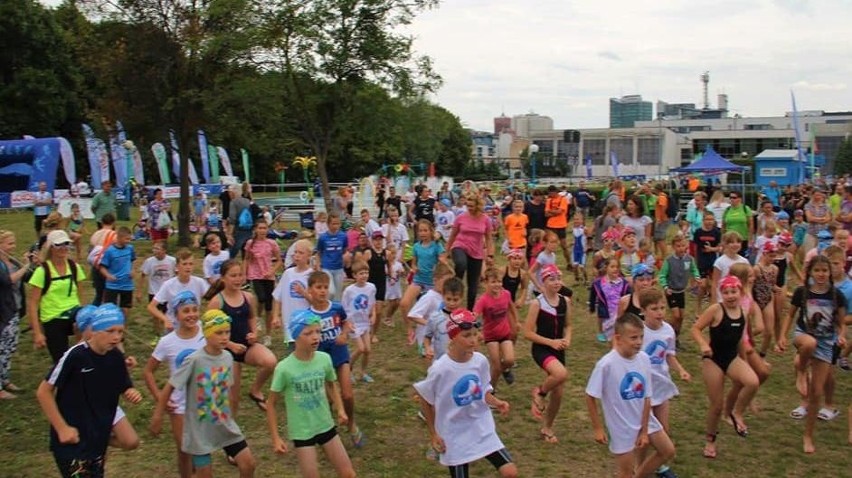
<box><xmin>316</xmin><ymin>213</ymin><xmax>348</xmax><ymax>301</ymax></box>
<box><xmin>243</xmin><ymin>221</ymin><xmax>281</xmax><ymax>346</ymax></box>
<box><xmin>273</xmin><ymin>238</ymin><xmax>313</xmax><ymax>345</ymax></box>
<box><xmin>586</xmin><ymin>313</ymin><xmax>676</xmax><ymax>478</ymax></box>
<box><xmin>408</xmin><ymin>263</ymin><xmax>456</xmax><ymax>352</ymax></box>
<box><xmin>524</xmin><ymin>264</ymin><xmax>571</xmax><ymax>444</ymax></box>
<box><xmin>137</xmin><ymin>240</ymin><xmax>176</xmax><ymax>338</ymax></box>
<box><xmin>658</xmin><ymin>234</ymin><xmax>700</xmax><ymax>341</ymax></box>
<box><xmin>422</xmin><ymin>277</ymin><xmax>465</xmax><ymax>364</ymax></box>
<box><xmin>692</xmin><ymin>275</ymin><xmax>759</xmax><ymax>458</ymax></box>
<box><xmin>590</xmin><ymin>258</ymin><xmax>631</xmax><ymax>342</ymax></box>
<box><xmin>710</xmin><ymin>231</ymin><xmax>749</xmax><ymax>303</ymax></box>
<box><xmin>753</xmin><ymin>242</ymin><xmax>779</xmax><ymax>357</ymax></box>
<box><xmin>37</xmin><ymin>303</ymin><xmax>143</xmax><ymax>477</ymax></box>
<box><xmin>400</xmin><ymin>219</ymin><xmax>446</xmax><ymax>325</ymax></box>
<box><xmin>693</xmin><ymin>212</ymin><xmax>721</xmax><ymax>313</ymax></box>
<box><xmin>150</xmin><ymin>309</ymin><xmax>257</xmax><ymax>477</ymax></box>
<box><xmin>98</xmin><ymin>226</ymin><xmax>136</xmax><ymax>323</ymax></box>
<box><xmin>342</xmin><ymin>260</ymin><xmax>377</xmax><ymax>382</ymax></box>
<box><xmin>205</xmin><ymin>260</ymin><xmax>277</xmax><ymax>417</ymax></box>
<box><xmin>265</xmin><ymin>310</ymin><xmax>355</xmax><ymax>478</ymax></box>
<box><xmin>638</xmin><ymin>288</ymin><xmax>691</xmax><ymax>478</ymax></box>
<box><xmin>358</xmin><ymin>231</ymin><xmax>388</xmax><ymax>342</ymax></box>
<box><xmin>474</xmin><ymin>268</ymin><xmax>520</xmax><ymax>388</ymax></box>
<box><xmin>499</xmin><ymin>249</ymin><xmax>530</xmax><ymax>307</ymax></box>
<box><xmin>148</xmin><ymin>249</ymin><xmax>210</xmax><ymax>332</ymax></box>
<box><xmin>414</xmin><ymin>308</ymin><xmax>518</xmax><ymax>478</ymax></box>
<box><xmin>142</xmin><ymin>291</ymin><xmax>205</xmax><ymax>478</ymax></box>
<box><xmin>778</xmin><ymin>255</ymin><xmax>847</xmax><ymax>453</ymax></box>
<box><xmin>571</xmin><ymin>213</ymin><xmax>589</xmax><ymax>284</ymax></box>
<box><xmin>203</xmin><ymin>234</ymin><xmax>231</xmax><ymax>285</ymax></box>
<box><xmin>383</xmin><ymin>244</ymin><xmax>405</xmax><ymax>329</ymax></box>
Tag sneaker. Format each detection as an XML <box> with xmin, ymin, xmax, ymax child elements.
<box><xmin>262</xmin><ymin>335</ymin><xmax>272</xmax><ymax>347</ymax></box>
<box><xmin>596</xmin><ymin>333</ymin><xmax>607</xmax><ymax>343</ymax></box>
<box><xmin>656</xmin><ymin>467</ymin><xmax>678</xmax><ymax>478</ymax></box>
<box><xmin>350</xmin><ymin>374</ymin><xmax>357</xmax><ymax>385</ymax></box>
<box><xmin>839</xmin><ymin>356</ymin><xmax>850</xmax><ymax>371</ymax></box>
<box><xmin>502</xmin><ymin>369</ymin><xmax>516</xmax><ymax>385</ymax></box>
<box><xmin>362</xmin><ymin>374</ymin><xmax>374</xmax><ymax>383</ymax></box>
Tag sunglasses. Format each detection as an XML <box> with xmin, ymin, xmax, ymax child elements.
<box><xmin>448</xmin><ymin>316</ymin><xmax>481</xmax><ymax>332</ymax></box>
<box><xmin>53</xmin><ymin>242</ymin><xmax>72</xmax><ymax>248</ymax></box>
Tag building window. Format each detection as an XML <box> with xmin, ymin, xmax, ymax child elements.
<box><xmin>584</xmin><ymin>139</ymin><xmax>606</xmax><ymax>165</ymax></box>
<box><xmin>637</xmin><ymin>138</ymin><xmax>661</xmax><ymax>165</ymax></box>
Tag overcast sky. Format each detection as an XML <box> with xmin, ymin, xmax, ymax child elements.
<box><xmin>404</xmin><ymin>0</ymin><xmax>852</xmax><ymax>131</ymax></box>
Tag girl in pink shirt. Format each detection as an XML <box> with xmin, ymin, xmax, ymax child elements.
<box><xmin>446</xmin><ymin>193</ymin><xmax>494</xmax><ymax>309</ymax></box>
<box><xmin>242</xmin><ymin>222</ymin><xmax>281</xmax><ymax>341</ymax></box>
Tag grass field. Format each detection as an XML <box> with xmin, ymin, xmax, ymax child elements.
<box><xmin>0</xmin><ymin>209</ymin><xmax>850</xmax><ymax>478</ymax></box>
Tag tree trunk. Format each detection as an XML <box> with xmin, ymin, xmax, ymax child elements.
<box><xmin>178</xmin><ymin>151</ymin><xmax>190</xmax><ymax>246</ymax></box>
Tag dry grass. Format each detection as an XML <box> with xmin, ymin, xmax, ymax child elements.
<box><xmin>0</xmin><ymin>209</ymin><xmax>849</xmax><ymax>477</ymax></box>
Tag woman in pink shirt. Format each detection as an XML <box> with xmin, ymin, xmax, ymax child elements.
<box><xmin>242</xmin><ymin>222</ymin><xmax>281</xmax><ymax>343</ymax></box>
<box><xmin>446</xmin><ymin>192</ymin><xmax>495</xmax><ymax>308</ymax></box>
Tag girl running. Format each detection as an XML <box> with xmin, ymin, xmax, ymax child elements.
<box><xmin>500</xmin><ymin>249</ymin><xmax>530</xmax><ymax>307</ymax></box>
<box><xmin>523</xmin><ymin>264</ymin><xmax>571</xmax><ymax>444</ymax></box>
<box><xmin>753</xmin><ymin>242</ymin><xmax>780</xmax><ymax>357</ymax></box>
<box><xmin>571</xmin><ymin>213</ymin><xmax>589</xmax><ymax>285</ymax></box>
<box><xmin>530</xmin><ymin>231</ymin><xmax>560</xmax><ymax>294</ymax></box>
<box><xmin>474</xmin><ymin>268</ymin><xmax>520</xmax><ymax>389</ymax></box>
<box><xmin>243</xmin><ymin>221</ymin><xmax>281</xmax><ymax>345</ymax></box>
<box><xmin>617</xmin><ymin>263</ymin><xmax>655</xmax><ymax>321</ymax></box>
<box><xmin>691</xmin><ymin>275</ymin><xmax>759</xmax><ymax>459</ymax></box>
<box><xmin>205</xmin><ymin>259</ymin><xmax>277</xmax><ymax>417</ymax></box>
<box><xmin>589</xmin><ymin>257</ymin><xmax>630</xmax><ymax>343</ymax></box>
<box><xmin>382</xmin><ymin>244</ymin><xmax>404</xmax><ymax>329</ymax></box>
<box><xmin>400</xmin><ymin>219</ymin><xmax>446</xmax><ymax>323</ymax></box>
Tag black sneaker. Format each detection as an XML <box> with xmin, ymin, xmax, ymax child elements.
<box><xmin>502</xmin><ymin>369</ymin><xmax>515</xmax><ymax>385</ymax></box>
<box><xmin>657</xmin><ymin>468</ymin><xmax>678</xmax><ymax>478</ymax></box>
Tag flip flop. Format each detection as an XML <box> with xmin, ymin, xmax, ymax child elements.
<box><xmin>789</xmin><ymin>405</ymin><xmax>807</xmax><ymax>419</ymax></box>
<box><xmin>817</xmin><ymin>407</ymin><xmax>840</xmax><ymax>421</ymax></box>
<box><xmin>729</xmin><ymin>412</ymin><xmax>748</xmax><ymax>438</ymax></box>
<box><xmin>350</xmin><ymin>428</ymin><xmax>365</xmax><ymax>448</ymax></box>
<box><xmin>248</xmin><ymin>393</ymin><xmax>267</xmax><ymax>412</ymax></box>
<box><xmin>702</xmin><ymin>432</ymin><xmax>717</xmax><ymax>459</ymax></box>
<box><xmin>540</xmin><ymin>429</ymin><xmax>558</xmax><ymax>444</ymax></box>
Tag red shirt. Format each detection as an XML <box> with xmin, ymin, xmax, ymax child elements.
<box><xmin>474</xmin><ymin>289</ymin><xmax>513</xmax><ymax>341</ymax></box>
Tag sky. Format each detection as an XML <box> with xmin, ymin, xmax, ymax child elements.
<box><xmin>403</xmin><ymin>0</ymin><xmax>852</xmax><ymax>131</ymax></box>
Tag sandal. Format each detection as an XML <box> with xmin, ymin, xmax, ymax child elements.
<box><xmin>789</xmin><ymin>405</ymin><xmax>807</xmax><ymax>419</ymax></box>
<box><xmin>540</xmin><ymin>429</ymin><xmax>558</xmax><ymax>444</ymax></box>
<box><xmin>4</xmin><ymin>383</ymin><xmax>23</xmax><ymax>393</ymax></box>
<box><xmin>248</xmin><ymin>393</ymin><xmax>268</xmax><ymax>412</ymax></box>
<box><xmin>702</xmin><ymin>432</ymin><xmax>717</xmax><ymax>459</ymax></box>
<box><xmin>729</xmin><ymin>412</ymin><xmax>748</xmax><ymax>438</ymax></box>
<box><xmin>817</xmin><ymin>407</ymin><xmax>840</xmax><ymax>421</ymax></box>
<box><xmin>530</xmin><ymin>386</ymin><xmax>546</xmax><ymax>421</ymax></box>
<box><xmin>0</xmin><ymin>390</ymin><xmax>16</xmax><ymax>400</ymax></box>
<box><xmin>350</xmin><ymin>427</ymin><xmax>365</xmax><ymax>448</ymax></box>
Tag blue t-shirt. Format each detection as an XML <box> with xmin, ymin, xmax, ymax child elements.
<box><xmin>317</xmin><ymin>231</ymin><xmax>348</xmax><ymax>270</ymax></box>
<box><xmin>836</xmin><ymin>279</ymin><xmax>852</xmax><ymax>311</ymax></box>
<box><xmin>310</xmin><ymin>301</ymin><xmax>348</xmax><ymax>347</ymax></box>
<box><xmin>100</xmin><ymin>244</ymin><xmax>136</xmax><ymax>291</ymax></box>
<box><xmin>413</xmin><ymin>241</ymin><xmax>445</xmax><ymax>287</ymax></box>
<box><xmin>762</xmin><ymin>187</ymin><xmax>781</xmax><ymax>207</ymax></box>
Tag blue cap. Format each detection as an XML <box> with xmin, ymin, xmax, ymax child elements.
<box><xmin>75</xmin><ymin>305</ymin><xmax>98</xmax><ymax>331</ymax></box>
<box><xmin>817</xmin><ymin>229</ymin><xmax>833</xmax><ymax>241</ymax></box>
<box><xmin>90</xmin><ymin>303</ymin><xmax>125</xmax><ymax>332</ymax></box>
<box><xmin>169</xmin><ymin>290</ymin><xmax>200</xmax><ymax>312</ymax></box>
<box><xmin>288</xmin><ymin>309</ymin><xmax>322</xmax><ymax>341</ymax></box>
<box><xmin>776</xmin><ymin>210</ymin><xmax>789</xmax><ymax>220</ymax></box>
<box><xmin>440</xmin><ymin>198</ymin><xmax>452</xmax><ymax>207</ymax></box>
<box><xmin>631</xmin><ymin>263</ymin><xmax>655</xmax><ymax>278</ymax></box>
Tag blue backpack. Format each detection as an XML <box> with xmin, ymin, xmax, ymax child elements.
<box><xmin>237</xmin><ymin>207</ymin><xmax>254</xmax><ymax>230</ymax></box>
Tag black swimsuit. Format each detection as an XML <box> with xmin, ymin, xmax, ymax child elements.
<box><xmin>502</xmin><ymin>268</ymin><xmax>521</xmax><ymax>302</ymax></box>
<box><xmin>220</xmin><ymin>292</ymin><xmax>252</xmax><ymax>363</ymax></box>
<box><xmin>709</xmin><ymin>306</ymin><xmax>745</xmax><ymax>372</ymax></box>
<box><xmin>623</xmin><ymin>293</ymin><xmax>645</xmax><ymax>321</ymax></box>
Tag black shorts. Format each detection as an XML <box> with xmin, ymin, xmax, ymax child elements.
<box><xmin>666</xmin><ymin>290</ymin><xmax>685</xmax><ymax>309</ymax></box>
<box><xmin>293</xmin><ymin>427</ymin><xmax>337</xmax><ymax>448</ymax></box>
<box><xmin>103</xmin><ymin>289</ymin><xmax>133</xmax><ymax>308</ymax></box>
<box><xmin>223</xmin><ymin>439</ymin><xmax>249</xmax><ymax>459</ymax></box>
<box><xmin>54</xmin><ymin>454</ymin><xmax>105</xmax><ymax>478</ymax></box>
<box><xmin>547</xmin><ymin>227</ymin><xmax>567</xmax><ymax>240</ymax></box>
<box><xmin>251</xmin><ymin>279</ymin><xmax>274</xmax><ymax>311</ymax></box>
<box><xmin>532</xmin><ymin>344</ymin><xmax>565</xmax><ymax>369</ymax></box>
<box><xmin>448</xmin><ymin>448</ymin><xmax>513</xmax><ymax>478</ymax></box>
<box><xmin>148</xmin><ymin>294</ymin><xmax>168</xmax><ymax>313</ymax></box>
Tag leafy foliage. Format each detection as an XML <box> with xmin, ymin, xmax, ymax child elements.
<box><xmin>834</xmin><ymin>138</ymin><xmax>852</xmax><ymax>176</ymax></box>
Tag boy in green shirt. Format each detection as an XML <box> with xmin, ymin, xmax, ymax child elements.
<box><xmin>266</xmin><ymin>310</ymin><xmax>354</xmax><ymax>478</ymax></box>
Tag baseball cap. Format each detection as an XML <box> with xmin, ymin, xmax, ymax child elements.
<box><xmin>446</xmin><ymin>309</ymin><xmax>479</xmax><ymax>340</ymax></box>
<box><xmin>371</xmin><ymin>230</ymin><xmax>384</xmax><ymax>239</ymax></box>
<box><xmin>47</xmin><ymin>230</ymin><xmax>72</xmax><ymax>246</ymax></box>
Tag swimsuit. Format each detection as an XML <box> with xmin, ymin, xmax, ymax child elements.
<box><xmin>623</xmin><ymin>293</ymin><xmax>645</xmax><ymax>321</ymax></box>
<box><xmin>219</xmin><ymin>292</ymin><xmax>252</xmax><ymax>363</ymax></box>
<box><xmin>502</xmin><ymin>268</ymin><xmax>521</xmax><ymax>302</ymax></box>
<box><xmin>753</xmin><ymin>265</ymin><xmax>777</xmax><ymax>310</ymax></box>
<box><xmin>531</xmin><ymin>294</ymin><xmax>567</xmax><ymax>369</ymax></box>
<box><xmin>709</xmin><ymin>306</ymin><xmax>745</xmax><ymax>373</ymax></box>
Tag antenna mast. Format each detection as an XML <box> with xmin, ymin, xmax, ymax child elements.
<box><xmin>700</xmin><ymin>71</ymin><xmax>710</xmax><ymax>109</ymax></box>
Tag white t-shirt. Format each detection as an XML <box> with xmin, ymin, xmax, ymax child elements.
<box><xmin>408</xmin><ymin>289</ymin><xmax>443</xmax><ymax>346</ymax></box>
<box><xmin>642</xmin><ymin>322</ymin><xmax>679</xmax><ymax>406</ymax></box>
<box><xmin>153</xmin><ymin>276</ymin><xmax>210</xmax><ymax>327</ymax></box>
<box><xmin>586</xmin><ymin>350</ymin><xmax>662</xmax><ymax>454</ymax></box>
<box><xmin>385</xmin><ymin>261</ymin><xmax>405</xmax><ymax>300</ymax></box>
<box><xmin>150</xmin><ymin>328</ymin><xmax>205</xmax><ymax>414</ymax></box>
<box><xmin>341</xmin><ymin>282</ymin><xmax>376</xmax><ymax>337</ymax></box>
<box><xmin>752</xmin><ymin>235</ymin><xmax>779</xmax><ymax>264</ymax></box>
<box><xmin>413</xmin><ymin>352</ymin><xmax>504</xmax><ymax>466</ymax></box>
<box><xmin>272</xmin><ymin>266</ymin><xmax>312</xmax><ymax>341</ymax></box>
<box><xmin>384</xmin><ymin>223</ymin><xmax>409</xmax><ymax>260</ymax></box>
<box><xmin>202</xmin><ymin>250</ymin><xmax>231</xmax><ymax>281</ymax></box>
<box><xmin>363</xmin><ymin>219</ymin><xmax>381</xmax><ymax>238</ymax></box>
<box><xmin>713</xmin><ymin>254</ymin><xmax>749</xmax><ymax>302</ymax></box>
<box><xmin>435</xmin><ymin>210</ymin><xmax>456</xmax><ymax>242</ymax></box>
<box><xmin>619</xmin><ymin>215</ymin><xmax>653</xmax><ymax>242</ymax></box>
<box><xmin>141</xmin><ymin>255</ymin><xmax>176</xmax><ymax>295</ymax></box>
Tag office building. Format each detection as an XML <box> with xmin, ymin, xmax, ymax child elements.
<box><xmin>610</xmin><ymin>95</ymin><xmax>653</xmax><ymax>128</ymax></box>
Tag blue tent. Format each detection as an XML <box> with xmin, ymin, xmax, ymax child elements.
<box><xmin>0</xmin><ymin>137</ymin><xmax>75</xmax><ymax>192</ymax></box>
<box><xmin>670</xmin><ymin>146</ymin><xmax>746</xmax><ymax>173</ymax></box>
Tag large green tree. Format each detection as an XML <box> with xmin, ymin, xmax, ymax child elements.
<box><xmin>835</xmin><ymin>139</ymin><xmax>852</xmax><ymax>177</ymax></box>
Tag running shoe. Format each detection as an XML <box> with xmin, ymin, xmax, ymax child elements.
<box><xmin>839</xmin><ymin>356</ymin><xmax>850</xmax><ymax>371</ymax></box>
<box><xmin>596</xmin><ymin>333</ymin><xmax>607</xmax><ymax>343</ymax></box>
<box><xmin>502</xmin><ymin>369</ymin><xmax>516</xmax><ymax>385</ymax></box>
<box><xmin>362</xmin><ymin>374</ymin><xmax>375</xmax><ymax>383</ymax></box>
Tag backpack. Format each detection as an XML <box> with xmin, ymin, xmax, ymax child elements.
<box><xmin>237</xmin><ymin>206</ymin><xmax>254</xmax><ymax>230</ymax></box>
<box><xmin>42</xmin><ymin>260</ymin><xmax>79</xmax><ymax>296</ymax></box>
<box><xmin>87</xmin><ymin>230</ymin><xmax>117</xmax><ymax>267</ymax></box>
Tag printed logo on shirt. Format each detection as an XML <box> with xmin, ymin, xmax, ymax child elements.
<box><xmin>212</xmin><ymin>260</ymin><xmax>225</xmax><ymax>276</ymax></box>
<box><xmin>320</xmin><ymin>313</ymin><xmax>343</xmax><ymax>342</ymax></box>
<box><xmin>175</xmin><ymin>348</ymin><xmax>197</xmax><ymax>368</ymax></box>
<box><xmin>196</xmin><ymin>365</ymin><xmax>231</xmax><ymax>423</ymax></box>
<box><xmin>353</xmin><ymin>294</ymin><xmax>369</xmax><ymax>311</ymax></box>
<box><xmin>452</xmin><ymin>374</ymin><xmax>483</xmax><ymax>407</ymax></box>
<box><xmin>619</xmin><ymin>371</ymin><xmax>647</xmax><ymax>400</ymax></box>
<box><xmin>644</xmin><ymin>341</ymin><xmax>668</xmax><ymax>365</ymax></box>
<box><xmin>81</xmin><ymin>367</ymin><xmax>95</xmax><ymax>373</ymax></box>
<box><xmin>289</xmin><ymin>280</ymin><xmax>307</xmax><ymax>299</ymax></box>
<box><xmin>153</xmin><ymin>265</ymin><xmax>173</xmax><ymax>281</ymax></box>
<box><xmin>293</xmin><ymin>370</ymin><xmax>326</xmax><ymax>410</ymax></box>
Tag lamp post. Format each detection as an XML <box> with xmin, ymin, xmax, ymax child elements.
<box><xmin>657</xmin><ymin>113</ymin><xmax>664</xmax><ymax>180</ymax></box>
<box><xmin>529</xmin><ymin>144</ymin><xmax>539</xmax><ymax>184</ymax></box>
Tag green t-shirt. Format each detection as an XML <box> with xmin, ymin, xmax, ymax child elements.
<box><xmin>723</xmin><ymin>204</ymin><xmax>752</xmax><ymax>241</ymax></box>
<box><xmin>829</xmin><ymin>194</ymin><xmax>842</xmax><ymax>217</ymax></box>
<box><xmin>270</xmin><ymin>351</ymin><xmax>337</xmax><ymax>440</ymax></box>
<box><xmin>639</xmin><ymin>193</ymin><xmax>656</xmax><ymax>217</ymax></box>
<box><xmin>28</xmin><ymin>260</ymin><xmax>86</xmax><ymax>322</ymax></box>
<box><xmin>91</xmin><ymin>191</ymin><xmax>116</xmax><ymax>221</ymax></box>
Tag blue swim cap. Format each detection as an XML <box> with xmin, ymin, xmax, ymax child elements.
<box><xmin>776</xmin><ymin>210</ymin><xmax>789</xmax><ymax>220</ymax></box>
<box><xmin>631</xmin><ymin>263</ymin><xmax>655</xmax><ymax>278</ymax></box>
<box><xmin>90</xmin><ymin>303</ymin><xmax>125</xmax><ymax>332</ymax></box>
<box><xmin>75</xmin><ymin>305</ymin><xmax>98</xmax><ymax>331</ymax></box>
<box><xmin>169</xmin><ymin>290</ymin><xmax>200</xmax><ymax>312</ymax></box>
<box><xmin>288</xmin><ymin>309</ymin><xmax>322</xmax><ymax>341</ymax></box>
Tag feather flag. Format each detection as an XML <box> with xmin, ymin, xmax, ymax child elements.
<box><xmin>218</xmin><ymin>147</ymin><xmax>234</xmax><ymax>177</ymax></box>
<box><xmin>198</xmin><ymin>130</ymin><xmax>211</xmax><ymax>182</ymax></box>
<box><xmin>790</xmin><ymin>91</ymin><xmax>807</xmax><ymax>163</ymax></box>
<box><xmin>151</xmin><ymin>143</ymin><xmax>170</xmax><ymax>184</ymax></box>
<box><xmin>585</xmin><ymin>153</ymin><xmax>592</xmax><ymax>178</ymax></box>
<box><xmin>57</xmin><ymin>137</ymin><xmax>76</xmax><ymax>184</ymax></box>
<box><xmin>610</xmin><ymin>150</ymin><xmax>620</xmax><ymax>177</ymax></box>
<box><xmin>110</xmin><ymin>128</ymin><xmax>127</xmax><ymax>186</ymax></box>
<box><xmin>241</xmin><ymin>148</ymin><xmax>250</xmax><ymax>183</ymax></box>
<box><xmin>168</xmin><ymin>130</ymin><xmax>199</xmax><ymax>183</ymax></box>
<box><xmin>208</xmin><ymin>145</ymin><xmax>220</xmax><ymax>182</ymax></box>
<box><xmin>82</xmin><ymin>124</ymin><xmax>109</xmax><ymax>188</ymax></box>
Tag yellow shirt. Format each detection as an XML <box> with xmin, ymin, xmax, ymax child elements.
<box><xmin>28</xmin><ymin>260</ymin><xmax>86</xmax><ymax>322</ymax></box>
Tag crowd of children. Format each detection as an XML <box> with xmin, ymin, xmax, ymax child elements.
<box><xmin>21</xmin><ymin>180</ymin><xmax>852</xmax><ymax>478</ymax></box>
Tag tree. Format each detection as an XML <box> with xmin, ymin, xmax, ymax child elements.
<box><xmin>835</xmin><ymin>138</ymin><xmax>852</xmax><ymax>177</ymax></box>
<box><xmin>261</xmin><ymin>0</ymin><xmax>442</xmax><ymax>210</ymax></box>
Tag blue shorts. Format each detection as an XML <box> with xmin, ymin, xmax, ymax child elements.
<box><xmin>319</xmin><ymin>342</ymin><xmax>350</xmax><ymax>368</ymax></box>
<box><xmin>794</xmin><ymin>329</ymin><xmax>836</xmax><ymax>364</ymax></box>
<box><xmin>572</xmin><ymin>250</ymin><xmax>586</xmax><ymax>266</ymax></box>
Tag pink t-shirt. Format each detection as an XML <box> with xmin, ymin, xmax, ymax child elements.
<box><xmin>451</xmin><ymin>212</ymin><xmax>491</xmax><ymax>260</ymax></box>
<box><xmin>473</xmin><ymin>289</ymin><xmax>512</xmax><ymax>341</ymax></box>
<box><xmin>244</xmin><ymin>238</ymin><xmax>281</xmax><ymax>280</ymax></box>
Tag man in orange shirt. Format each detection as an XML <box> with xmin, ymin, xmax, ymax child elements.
<box><xmin>545</xmin><ymin>185</ymin><xmax>572</xmax><ymax>266</ymax></box>
<box><xmin>653</xmin><ymin>183</ymin><xmax>672</xmax><ymax>259</ymax></box>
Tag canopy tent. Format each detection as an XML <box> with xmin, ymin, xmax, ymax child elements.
<box><xmin>670</xmin><ymin>146</ymin><xmax>746</xmax><ymax>173</ymax></box>
<box><xmin>0</xmin><ymin>137</ymin><xmax>76</xmax><ymax>192</ymax></box>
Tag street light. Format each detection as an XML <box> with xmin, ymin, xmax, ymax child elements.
<box><xmin>529</xmin><ymin>144</ymin><xmax>539</xmax><ymax>184</ymax></box>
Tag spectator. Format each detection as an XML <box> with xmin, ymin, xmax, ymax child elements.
<box><xmin>33</xmin><ymin>181</ymin><xmax>53</xmax><ymax>235</ymax></box>
<box><xmin>90</xmin><ymin>180</ymin><xmax>116</xmax><ymax>227</ymax></box>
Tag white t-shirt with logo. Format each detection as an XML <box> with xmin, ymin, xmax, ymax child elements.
<box><xmin>341</xmin><ymin>282</ymin><xmax>376</xmax><ymax>337</ymax></box>
<box><xmin>586</xmin><ymin>349</ymin><xmax>662</xmax><ymax>454</ymax></box>
<box><xmin>153</xmin><ymin>276</ymin><xmax>210</xmax><ymax>327</ymax></box>
<box><xmin>272</xmin><ymin>267</ymin><xmax>312</xmax><ymax>341</ymax></box>
<box><xmin>413</xmin><ymin>352</ymin><xmax>504</xmax><ymax>466</ymax></box>
<box><xmin>435</xmin><ymin>210</ymin><xmax>456</xmax><ymax>242</ymax></box>
<box><xmin>141</xmin><ymin>255</ymin><xmax>176</xmax><ymax>295</ymax></box>
<box><xmin>408</xmin><ymin>289</ymin><xmax>443</xmax><ymax>347</ymax></box>
<box><xmin>202</xmin><ymin>250</ymin><xmax>231</xmax><ymax>282</ymax></box>
<box><xmin>642</xmin><ymin>322</ymin><xmax>679</xmax><ymax>406</ymax></box>
<box><xmin>151</xmin><ymin>328</ymin><xmax>206</xmax><ymax>414</ymax></box>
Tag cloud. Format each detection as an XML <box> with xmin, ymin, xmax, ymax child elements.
<box><xmin>773</xmin><ymin>0</ymin><xmax>814</xmax><ymax>14</ymax></box>
<box><xmin>792</xmin><ymin>81</ymin><xmax>847</xmax><ymax>92</ymax></box>
<box><xmin>598</xmin><ymin>51</ymin><xmax>621</xmax><ymax>61</ymax></box>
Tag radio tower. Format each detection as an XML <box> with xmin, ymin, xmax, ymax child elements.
<box><xmin>700</xmin><ymin>71</ymin><xmax>710</xmax><ymax>109</ymax></box>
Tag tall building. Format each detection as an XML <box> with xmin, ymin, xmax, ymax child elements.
<box><xmin>610</xmin><ymin>95</ymin><xmax>653</xmax><ymax>128</ymax></box>
<box><xmin>494</xmin><ymin>114</ymin><xmax>511</xmax><ymax>135</ymax></box>
<box><xmin>511</xmin><ymin>113</ymin><xmax>553</xmax><ymax>138</ymax></box>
